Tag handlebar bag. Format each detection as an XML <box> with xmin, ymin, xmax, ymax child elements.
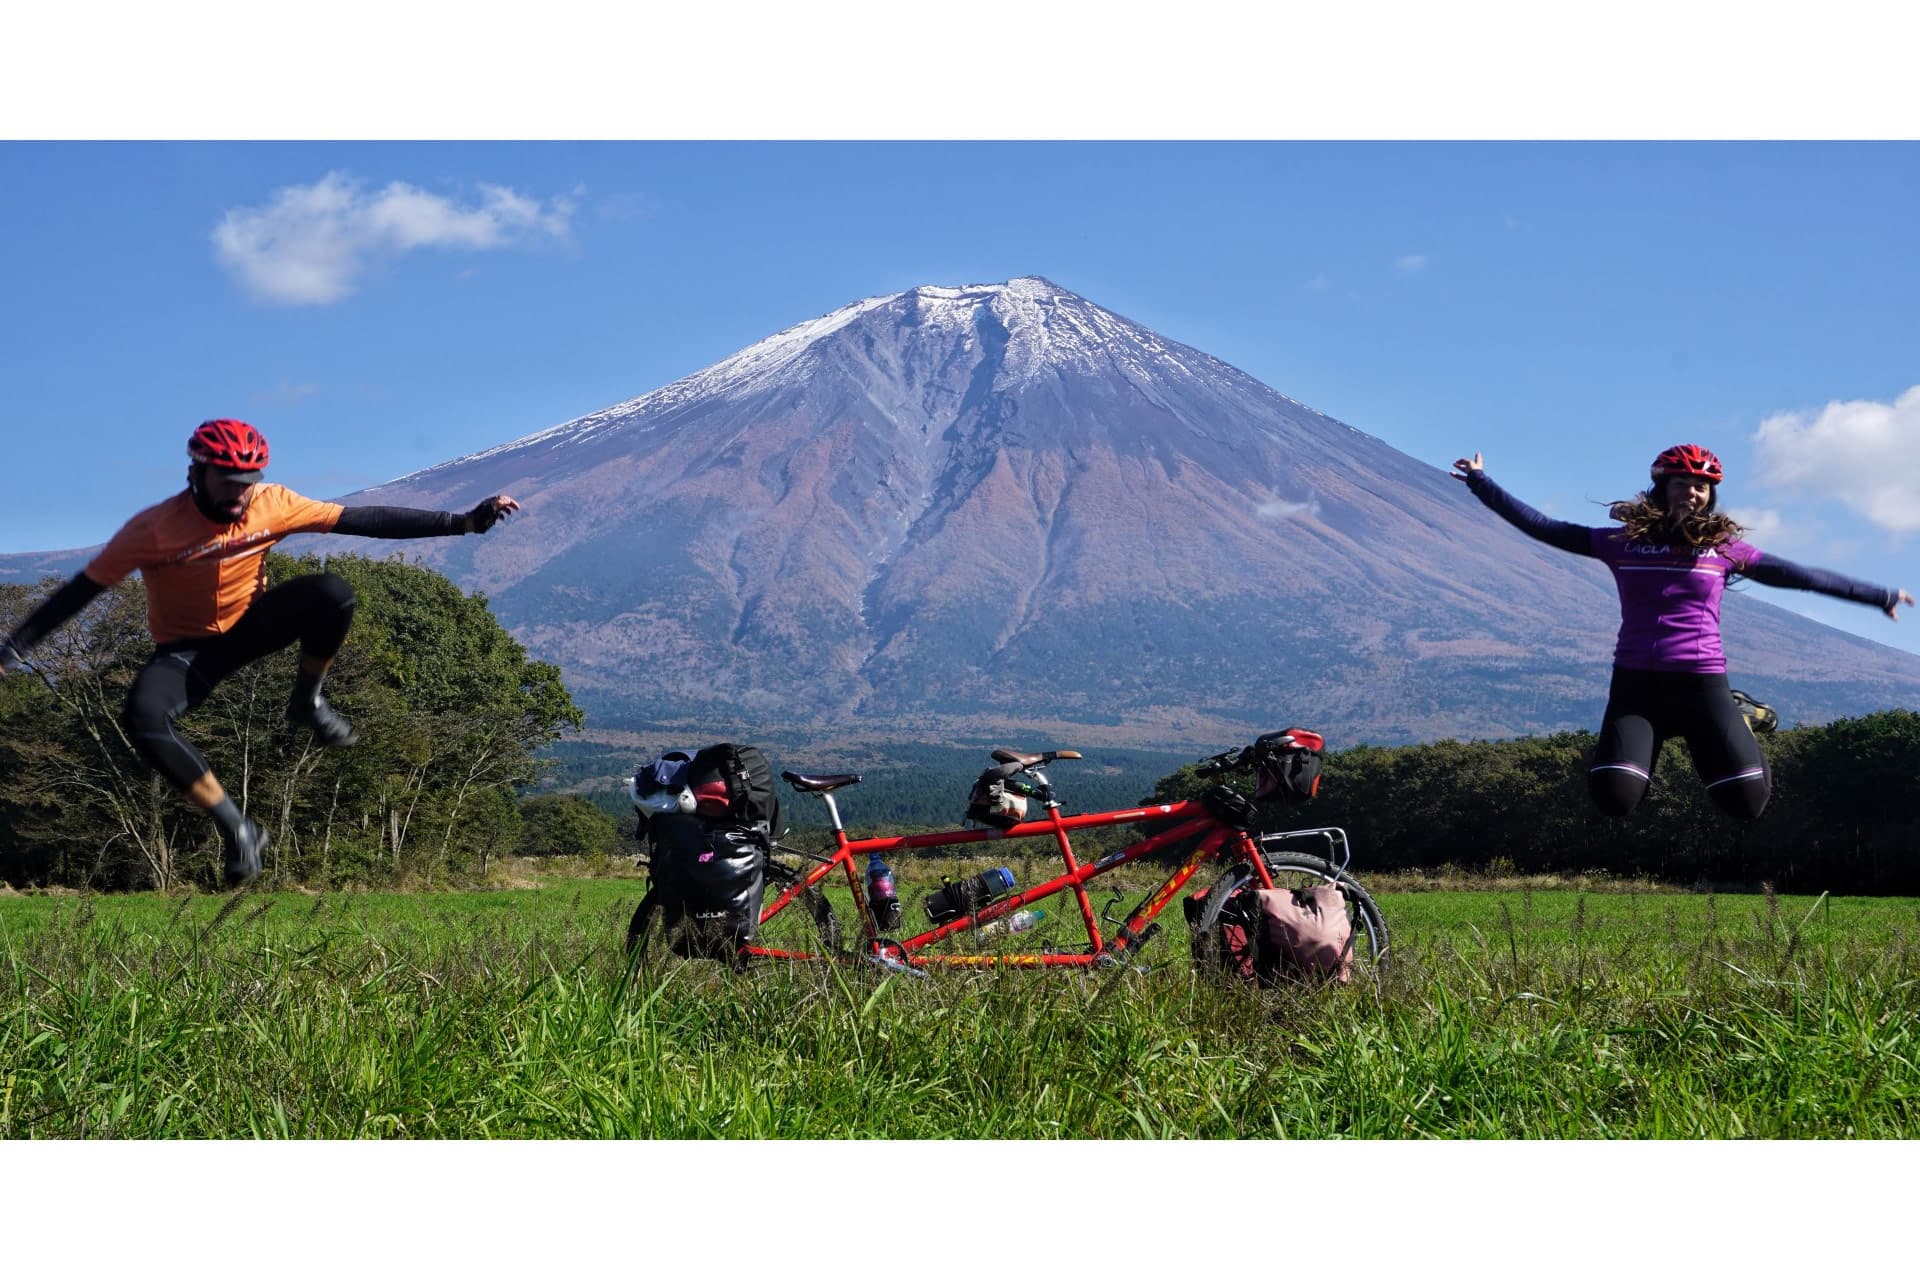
<box><xmin>1251</xmin><ymin>728</ymin><xmax>1324</xmax><ymax>807</ymax></box>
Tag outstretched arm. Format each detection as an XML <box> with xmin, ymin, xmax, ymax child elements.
<box><xmin>1738</xmin><ymin>553</ymin><xmax>1915</xmax><ymax>620</ymax></box>
<box><xmin>1449</xmin><ymin>453</ymin><xmax>1593</xmax><ymax>556</ymax></box>
<box><xmin>1</xmin><ymin>573</ymin><xmax>106</xmax><ymax>671</ymax></box>
<box><xmin>332</xmin><ymin>495</ymin><xmax>521</xmax><ymax>539</ymax></box>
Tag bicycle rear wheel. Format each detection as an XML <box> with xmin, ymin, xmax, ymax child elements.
<box><xmin>1192</xmin><ymin>852</ymin><xmax>1390</xmax><ymax>980</ymax></box>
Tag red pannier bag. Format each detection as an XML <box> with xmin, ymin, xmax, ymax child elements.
<box><xmin>1183</xmin><ymin>886</ymin><xmax>1258</xmax><ymax>982</ymax></box>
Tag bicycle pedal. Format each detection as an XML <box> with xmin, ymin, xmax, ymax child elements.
<box><xmin>869</xmin><ymin>952</ymin><xmax>928</xmax><ymax>979</ymax></box>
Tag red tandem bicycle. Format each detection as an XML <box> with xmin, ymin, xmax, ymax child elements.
<box><xmin>625</xmin><ymin>730</ymin><xmax>1389</xmax><ymax>978</ymax></box>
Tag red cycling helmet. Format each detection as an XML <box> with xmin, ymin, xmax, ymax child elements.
<box><xmin>1651</xmin><ymin>443</ymin><xmax>1722</xmax><ymax>485</ymax></box>
<box><xmin>188</xmin><ymin>419</ymin><xmax>270</xmax><ymax>472</ymax></box>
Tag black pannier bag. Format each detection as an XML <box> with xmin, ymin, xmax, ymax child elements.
<box><xmin>646</xmin><ymin>812</ymin><xmax>768</xmax><ymax>959</ymax></box>
<box><xmin>636</xmin><ymin>742</ymin><xmax>786</xmax><ymax>959</ymax></box>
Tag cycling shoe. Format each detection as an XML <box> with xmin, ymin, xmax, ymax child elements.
<box><xmin>224</xmin><ymin>817</ymin><xmax>269</xmax><ymax>888</ymax></box>
<box><xmin>289</xmin><ymin>694</ymin><xmax>360</xmax><ymax>747</ymax></box>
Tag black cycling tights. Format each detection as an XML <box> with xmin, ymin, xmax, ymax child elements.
<box><xmin>1588</xmin><ymin>667</ymin><xmax>1770</xmax><ymax>821</ymax></box>
<box><xmin>123</xmin><ymin>573</ymin><xmax>356</xmax><ymax>790</ymax></box>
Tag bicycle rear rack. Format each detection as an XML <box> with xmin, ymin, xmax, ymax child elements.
<box><xmin>1256</xmin><ymin>826</ymin><xmax>1352</xmax><ymax>877</ymax></box>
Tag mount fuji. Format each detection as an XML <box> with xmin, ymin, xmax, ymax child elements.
<box><xmin>10</xmin><ymin>277</ymin><xmax>1920</xmax><ymax>748</ymax></box>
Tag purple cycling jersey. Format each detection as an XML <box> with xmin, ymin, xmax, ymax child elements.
<box><xmin>1463</xmin><ymin>470</ymin><xmax>1896</xmax><ymax>675</ymax></box>
<box><xmin>1586</xmin><ymin>528</ymin><xmax>1760</xmax><ymax>673</ymax></box>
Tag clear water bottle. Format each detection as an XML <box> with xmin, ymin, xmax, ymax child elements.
<box><xmin>866</xmin><ymin>852</ymin><xmax>903</xmax><ymax>932</ymax></box>
<box><xmin>975</xmin><ymin>907</ymin><xmax>1045</xmax><ymax>938</ymax></box>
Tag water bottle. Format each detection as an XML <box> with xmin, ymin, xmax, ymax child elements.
<box><xmin>866</xmin><ymin>852</ymin><xmax>903</xmax><ymax>932</ymax></box>
<box><xmin>975</xmin><ymin>907</ymin><xmax>1045</xmax><ymax>939</ymax></box>
<box><xmin>924</xmin><ymin>866</ymin><xmax>1016</xmax><ymax>924</ymax></box>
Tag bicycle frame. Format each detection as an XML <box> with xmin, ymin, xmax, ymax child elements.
<box><xmin>748</xmin><ymin>783</ymin><xmax>1330</xmax><ymax>970</ymax></box>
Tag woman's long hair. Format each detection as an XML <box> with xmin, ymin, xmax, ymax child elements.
<box><xmin>1608</xmin><ymin>486</ymin><xmax>1744</xmax><ymax>548</ymax></box>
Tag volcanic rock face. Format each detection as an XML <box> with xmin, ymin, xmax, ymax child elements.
<box><xmin>11</xmin><ymin>278</ymin><xmax>1920</xmax><ymax>746</ymax></box>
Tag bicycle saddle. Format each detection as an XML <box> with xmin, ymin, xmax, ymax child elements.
<box><xmin>781</xmin><ymin>770</ymin><xmax>863</xmax><ymax>793</ymax></box>
<box><xmin>989</xmin><ymin>748</ymin><xmax>1083</xmax><ymax>767</ymax></box>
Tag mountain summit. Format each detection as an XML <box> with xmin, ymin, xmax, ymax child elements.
<box><xmin>13</xmin><ymin>278</ymin><xmax>1920</xmax><ymax>745</ymax></box>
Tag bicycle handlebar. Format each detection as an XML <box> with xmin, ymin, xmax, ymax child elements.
<box><xmin>1193</xmin><ymin>746</ymin><xmax>1248</xmax><ymax>777</ymax></box>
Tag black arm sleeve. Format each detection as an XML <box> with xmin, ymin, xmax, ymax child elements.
<box><xmin>331</xmin><ymin>506</ymin><xmax>463</xmax><ymax>539</ymax></box>
<box><xmin>1738</xmin><ymin>553</ymin><xmax>1896</xmax><ymax>610</ymax></box>
<box><xmin>3</xmin><ymin>573</ymin><xmax>106</xmax><ymax>657</ymax></box>
<box><xmin>1464</xmin><ymin>471</ymin><xmax>1594</xmax><ymax>556</ymax></box>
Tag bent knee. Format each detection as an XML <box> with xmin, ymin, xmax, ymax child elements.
<box><xmin>314</xmin><ymin>572</ymin><xmax>356</xmax><ymax>614</ymax></box>
<box><xmin>1589</xmin><ymin>762</ymin><xmax>1650</xmax><ymax>817</ymax></box>
<box><xmin>1706</xmin><ymin>768</ymin><xmax>1769</xmax><ymax>821</ymax></box>
<box><xmin>122</xmin><ymin>689</ymin><xmax>177</xmax><ymax>739</ymax></box>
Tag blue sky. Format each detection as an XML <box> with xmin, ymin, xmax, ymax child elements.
<box><xmin>4</xmin><ymin>13</ymin><xmax>1918</xmax><ymax>660</ymax></box>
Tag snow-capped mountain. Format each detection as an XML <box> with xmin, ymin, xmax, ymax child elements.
<box><xmin>10</xmin><ymin>277</ymin><xmax>1920</xmax><ymax>747</ymax></box>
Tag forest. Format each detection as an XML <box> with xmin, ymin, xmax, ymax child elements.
<box><xmin>5</xmin><ymin>558</ymin><xmax>1916</xmax><ymax>894</ymax></box>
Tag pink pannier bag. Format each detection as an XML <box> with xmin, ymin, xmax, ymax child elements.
<box><xmin>1255</xmin><ymin>885</ymin><xmax>1355</xmax><ymax>983</ymax></box>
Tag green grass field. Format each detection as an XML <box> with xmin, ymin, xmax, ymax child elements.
<box><xmin>3</xmin><ymin>871</ymin><xmax>1916</xmax><ymax>1138</ymax></box>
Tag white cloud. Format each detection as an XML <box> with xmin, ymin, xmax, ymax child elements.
<box><xmin>1751</xmin><ymin>385</ymin><xmax>1920</xmax><ymax>532</ymax></box>
<box><xmin>212</xmin><ymin>172</ymin><xmax>575</xmax><ymax>305</ymax></box>
<box><xmin>1394</xmin><ymin>253</ymin><xmax>1427</xmax><ymax>272</ymax></box>
<box><xmin>1257</xmin><ymin>497</ymin><xmax>1319</xmax><ymax>521</ymax></box>
<box><xmin>1721</xmin><ymin>504</ymin><xmax>1808</xmax><ymax>553</ymax></box>
<box><xmin>255</xmin><ymin>379</ymin><xmax>320</xmax><ymax>406</ymax></box>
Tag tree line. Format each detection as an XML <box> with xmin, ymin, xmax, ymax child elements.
<box><xmin>7</xmin><ymin>548</ymin><xmax>1916</xmax><ymax>894</ymax></box>
<box><xmin>1144</xmin><ymin>714</ymin><xmax>1920</xmax><ymax>894</ymax></box>
<box><xmin>0</xmin><ymin>554</ymin><xmax>582</xmax><ymax>890</ymax></box>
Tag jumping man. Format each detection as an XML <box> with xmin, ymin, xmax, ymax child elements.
<box><xmin>0</xmin><ymin>419</ymin><xmax>520</xmax><ymax>886</ymax></box>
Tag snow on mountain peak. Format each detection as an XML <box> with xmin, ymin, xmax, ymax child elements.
<box><xmin>376</xmin><ymin>277</ymin><xmax>1232</xmax><ymax>488</ymax></box>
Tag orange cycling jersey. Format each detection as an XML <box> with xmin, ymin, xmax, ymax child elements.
<box><xmin>84</xmin><ymin>485</ymin><xmax>345</xmax><ymax>644</ymax></box>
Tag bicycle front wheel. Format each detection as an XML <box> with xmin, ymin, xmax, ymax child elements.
<box><xmin>628</xmin><ymin>862</ymin><xmax>843</xmax><ymax>965</ymax></box>
<box><xmin>1193</xmin><ymin>852</ymin><xmax>1390</xmax><ymax>979</ymax></box>
<box><xmin>626</xmin><ymin>887</ymin><xmax>665</xmax><ymax>958</ymax></box>
<box><xmin>747</xmin><ymin>859</ymin><xmax>844</xmax><ymax>960</ymax></box>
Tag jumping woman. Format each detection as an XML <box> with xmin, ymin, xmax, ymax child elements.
<box><xmin>1452</xmin><ymin>444</ymin><xmax>1913</xmax><ymax>821</ymax></box>
<box><xmin>1</xmin><ymin>419</ymin><xmax>520</xmax><ymax>886</ymax></box>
